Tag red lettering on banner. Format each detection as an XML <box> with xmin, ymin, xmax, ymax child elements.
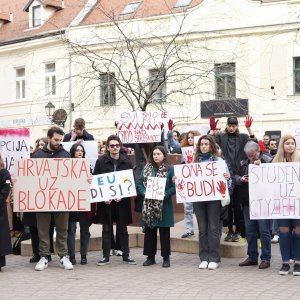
<box><xmin>38</xmin><ymin>177</ymin><xmax>48</xmax><ymax>190</ymax></box>
<box><xmin>79</xmin><ymin>161</ymin><xmax>89</xmax><ymax>178</ymax></box>
<box><xmin>49</xmin><ymin>190</ymin><xmax>57</xmax><ymax>209</ymax></box>
<box><xmin>61</xmin><ymin>159</ymin><xmax>70</xmax><ymax>177</ymax></box>
<box><xmin>71</xmin><ymin>160</ymin><xmax>78</xmax><ymax>179</ymax></box>
<box><xmin>205</xmin><ymin>162</ymin><xmax>218</xmax><ymax>176</ymax></box>
<box><xmin>49</xmin><ymin>177</ymin><xmax>58</xmax><ymax>190</ymax></box>
<box><xmin>42</xmin><ymin>160</ymin><xmax>51</xmax><ymax>176</ymax></box>
<box><xmin>77</xmin><ymin>190</ymin><xmax>86</xmax><ymax>210</ymax></box>
<box><xmin>35</xmin><ymin>191</ymin><xmax>46</xmax><ymax>209</ymax></box>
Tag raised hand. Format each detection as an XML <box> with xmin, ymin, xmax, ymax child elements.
<box><xmin>209</xmin><ymin>116</ymin><xmax>219</xmax><ymax>130</ymax></box>
<box><xmin>186</xmin><ymin>149</ymin><xmax>194</xmax><ymax>164</ymax></box>
<box><xmin>244</xmin><ymin>115</ymin><xmax>253</xmax><ymax>128</ymax></box>
<box><xmin>168</xmin><ymin>119</ymin><xmax>175</xmax><ymax>130</ymax></box>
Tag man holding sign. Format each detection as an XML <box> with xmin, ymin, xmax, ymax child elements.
<box><xmin>33</xmin><ymin>127</ymin><xmax>74</xmax><ymax>271</ymax></box>
<box><xmin>93</xmin><ymin>135</ymin><xmax>136</xmax><ymax>266</ymax></box>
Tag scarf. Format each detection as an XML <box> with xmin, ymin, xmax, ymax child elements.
<box><xmin>142</xmin><ymin>163</ymin><xmax>168</xmax><ymax>228</ymax></box>
<box><xmin>198</xmin><ymin>152</ymin><xmax>213</xmax><ymax>162</ymax></box>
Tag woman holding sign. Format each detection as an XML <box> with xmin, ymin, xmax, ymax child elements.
<box><xmin>0</xmin><ymin>156</ymin><xmax>12</xmax><ymax>271</ymax></box>
<box><xmin>272</xmin><ymin>134</ymin><xmax>300</xmax><ymax>276</ymax></box>
<box><xmin>137</xmin><ymin>145</ymin><xmax>175</xmax><ymax>268</ymax></box>
<box><xmin>193</xmin><ymin>135</ymin><xmax>231</xmax><ymax>270</ymax></box>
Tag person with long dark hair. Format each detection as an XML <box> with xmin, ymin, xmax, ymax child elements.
<box><xmin>137</xmin><ymin>145</ymin><xmax>176</xmax><ymax>268</ymax></box>
<box><xmin>193</xmin><ymin>135</ymin><xmax>231</xmax><ymax>270</ymax></box>
<box><xmin>0</xmin><ymin>155</ymin><xmax>12</xmax><ymax>271</ymax></box>
<box><xmin>67</xmin><ymin>143</ymin><xmax>92</xmax><ymax>265</ymax></box>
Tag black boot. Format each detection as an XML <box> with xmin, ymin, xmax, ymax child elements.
<box><xmin>81</xmin><ymin>255</ymin><xmax>87</xmax><ymax>265</ymax></box>
<box><xmin>162</xmin><ymin>257</ymin><xmax>170</xmax><ymax>268</ymax></box>
<box><xmin>29</xmin><ymin>254</ymin><xmax>40</xmax><ymax>263</ymax></box>
<box><xmin>143</xmin><ymin>256</ymin><xmax>156</xmax><ymax>266</ymax></box>
<box><xmin>69</xmin><ymin>255</ymin><xmax>76</xmax><ymax>265</ymax></box>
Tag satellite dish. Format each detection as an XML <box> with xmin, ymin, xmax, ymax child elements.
<box><xmin>52</xmin><ymin>109</ymin><xmax>68</xmax><ymax>127</ymax></box>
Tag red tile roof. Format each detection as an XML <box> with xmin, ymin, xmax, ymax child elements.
<box><xmin>82</xmin><ymin>0</ymin><xmax>204</xmax><ymax>25</ymax></box>
<box><xmin>0</xmin><ymin>0</ymin><xmax>87</xmax><ymax>45</ymax></box>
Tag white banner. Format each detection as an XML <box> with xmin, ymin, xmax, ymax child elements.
<box><xmin>90</xmin><ymin>169</ymin><xmax>136</xmax><ymax>203</ymax></box>
<box><xmin>249</xmin><ymin>163</ymin><xmax>300</xmax><ymax>219</ymax></box>
<box><xmin>116</xmin><ymin>111</ymin><xmax>162</xmax><ymax>143</ymax></box>
<box><xmin>0</xmin><ymin>128</ymin><xmax>30</xmax><ymax>175</ymax></box>
<box><xmin>13</xmin><ymin>158</ymin><xmax>91</xmax><ymax>212</ymax></box>
<box><xmin>174</xmin><ymin>160</ymin><xmax>230</xmax><ymax>203</ymax></box>
<box><xmin>62</xmin><ymin>140</ymin><xmax>98</xmax><ymax>171</ymax></box>
<box><xmin>145</xmin><ymin>177</ymin><xmax>167</xmax><ymax>200</ymax></box>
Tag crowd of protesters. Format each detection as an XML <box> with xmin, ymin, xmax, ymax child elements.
<box><xmin>1</xmin><ymin>115</ymin><xmax>299</xmax><ymax>277</ymax></box>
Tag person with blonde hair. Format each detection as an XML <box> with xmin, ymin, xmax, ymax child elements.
<box><xmin>272</xmin><ymin>134</ymin><xmax>300</xmax><ymax>276</ymax></box>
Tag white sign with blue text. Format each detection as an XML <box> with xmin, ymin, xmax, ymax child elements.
<box><xmin>90</xmin><ymin>170</ymin><xmax>136</xmax><ymax>203</ymax></box>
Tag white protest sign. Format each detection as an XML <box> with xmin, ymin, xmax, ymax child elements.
<box><xmin>194</xmin><ymin>135</ymin><xmax>201</xmax><ymax>148</ymax></box>
<box><xmin>249</xmin><ymin>163</ymin><xmax>300</xmax><ymax>219</ymax></box>
<box><xmin>145</xmin><ymin>177</ymin><xmax>167</xmax><ymax>200</ymax></box>
<box><xmin>62</xmin><ymin>141</ymin><xmax>98</xmax><ymax>171</ymax></box>
<box><xmin>13</xmin><ymin>158</ymin><xmax>91</xmax><ymax>212</ymax></box>
<box><xmin>90</xmin><ymin>169</ymin><xmax>136</xmax><ymax>203</ymax></box>
<box><xmin>174</xmin><ymin>160</ymin><xmax>230</xmax><ymax>203</ymax></box>
<box><xmin>181</xmin><ymin>146</ymin><xmax>195</xmax><ymax>164</ymax></box>
<box><xmin>0</xmin><ymin>128</ymin><xmax>30</xmax><ymax>175</ymax></box>
<box><xmin>116</xmin><ymin>111</ymin><xmax>162</xmax><ymax>143</ymax></box>
<box><xmin>290</xmin><ymin>125</ymin><xmax>300</xmax><ymax>151</ymax></box>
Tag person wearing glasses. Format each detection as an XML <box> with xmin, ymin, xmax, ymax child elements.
<box><xmin>93</xmin><ymin>135</ymin><xmax>136</xmax><ymax>266</ymax></box>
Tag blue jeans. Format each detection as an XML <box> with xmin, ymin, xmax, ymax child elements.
<box><xmin>184</xmin><ymin>202</ymin><xmax>194</xmax><ymax>234</ymax></box>
<box><xmin>271</xmin><ymin>219</ymin><xmax>279</xmax><ymax>236</ymax></box>
<box><xmin>277</xmin><ymin>219</ymin><xmax>300</xmax><ymax>261</ymax></box>
<box><xmin>67</xmin><ymin>213</ymin><xmax>91</xmax><ymax>256</ymax></box>
<box><xmin>194</xmin><ymin>201</ymin><xmax>221</xmax><ymax>263</ymax></box>
<box><xmin>243</xmin><ymin>206</ymin><xmax>271</xmax><ymax>262</ymax></box>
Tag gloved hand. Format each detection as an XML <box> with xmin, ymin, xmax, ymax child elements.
<box><xmin>168</xmin><ymin>119</ymin><xmax>175</xmax><ymax>130</ymax></box>
<box><xmin>244</xmin><ymin>115</ymin><xmax>253</xmax><ymax>128</ymax></box>
<box><xmin>209</xmin><ymin>116</ymin><xmax>219</xmax><ymax>130</ymax></box>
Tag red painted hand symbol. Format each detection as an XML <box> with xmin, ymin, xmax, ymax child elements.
<box><xmin>177</xmin><ymin>179</ymin><xmax>185</xmax><ymax>191</ymax></box>
<box><xmin>209</xmin><ymin>116</ymin><xmax>219</xmax><ymax>130</ymax></box>
<box><xmin>216</xmin><ymin>181</ymin><xmax>227</xmax><ymax>198</ymax></box>
<box><xmin>186</xmin><ymin>150</ymin><xmax>194</xmax><ymax>164</ymax></box>
<box><xmin>244</xmin><ymin>115</ymin><xmax>253</xmax><ymax>128</ymax></box>
<box><xmin>168</xmin><ymin>119</ymin><xmax>175</xmax><ymax>130</ymax></box>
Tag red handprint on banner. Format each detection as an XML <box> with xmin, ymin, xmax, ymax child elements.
<box><xmin>216</xmin><ymin>181</ymin><xmax>227</xmax><ymax>198</ymax></box>
<box><xmin>185</xmin><ymin>150</ymin><xmax>194</xmax><ymax>164</ymax></box>
<box><xmin>176</xmin><ymin>179</ymin><xmax>186</xmax><ymax>191</ymax></box>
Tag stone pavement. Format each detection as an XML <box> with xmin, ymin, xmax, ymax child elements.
<box><xmin>1</xmin><ymin>242</ymin><xmax>299</xmax><ymax>299</ymax></box>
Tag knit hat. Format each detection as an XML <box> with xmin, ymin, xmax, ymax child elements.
<box><xmin>227</xmin><ymin>116</ymin><xmax>238</xmax><ymax>125</ymax></box>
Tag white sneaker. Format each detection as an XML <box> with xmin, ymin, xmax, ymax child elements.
<box><xmin>35</xmin><ymin>257</ymin><xmax>48</xmax><ymax>271</ymax></box>
<box><xmin>60</xmin><ymin>256</ymin><xmax>74</xmax><ymax>270</ymax></box>
<box><xmin>115</xmin><ymin>250</ymin><xmax>123</xmax><ymax>256</ymax></box>
<box><xmin>271</xmin><ymin>235</ymin><xmax>279</xmax><ymax>243</ymax></box>
<box><xmin>199</xmin><ymin>261</ymin><xmax>208</xmax><ymax>269</ymax></box>
<box><xmin>208</xmin><ymin>262</ymin><xmax>219</xmax><ymax>270</ymax></box>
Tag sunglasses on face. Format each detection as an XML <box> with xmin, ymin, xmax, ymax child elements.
<box><xmin>109</xmin><ymin>144</ymin><xmax>120</xmax><ymax>148</ymax></box>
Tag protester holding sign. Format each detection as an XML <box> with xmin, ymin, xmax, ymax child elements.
<box><xmin>94</xmin><ymin>135</ymin><xmax>136</xmax><ymax>266</ymax></box>
<box><xmin>33</xmin><ymin>127</ymin><xmax>74</xmax><ymax>271</ymax></box>
<box><xmin>0</xmin><ymin>155</ymin><xmax>12</xmax><ymax>271</ymax></box>
<box><xmin>272</xmin><ymin>134</ymin><xmax>300</xmax><ymax>276</ymax></box>
<box><xmin>67</xmin><ymin>143</ymin><xmax>93</xmax><ymax>265</ymax></box>
<box><xmin>236</xmin><ymin>141</ymin><xmax>272</xmax><ymax>270</ymax></box>
<box><xmin>192</xmin><ymin>135</ymin><xmax>231</xmax><ymax>270</ymax></box>
<box><xmin>137</xmin><ymin>145</ymin><xmax>176</xmax><ymax>268</ymax></box>
<box><xmin>180</xmin><ymin>130</ymin><xmax>200</xmax><ymax>239</ymax></box>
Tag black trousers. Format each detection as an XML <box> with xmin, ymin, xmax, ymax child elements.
<box><xmin>102</xmin><ymin>224</ymin><xmax>129</xmax><ymax>258</ymax></box>
<box><xmin>110</xmin><ymin>224</ymin><xmax>121</xmax><ymax>250</ymax></box>
<box><xmin>143</xmin><ymin>227</ymin><xmax>170</xmax><ymax>258</ymax></box>
<box><xmin>227</xmin><ymin>190</ymin><xmax>245</xmax><ymax>237</ymax></box>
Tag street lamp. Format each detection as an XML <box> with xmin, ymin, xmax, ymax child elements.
<box><xmin>45</xmin><ymin>101</ymin><xmax>55</xmax><ymax>120</ymax></box>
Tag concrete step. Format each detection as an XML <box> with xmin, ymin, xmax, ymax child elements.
<box><xmin>21</xmin><ymin>220</ymin><xmax>246</xmax><ymax>258</ymax></box>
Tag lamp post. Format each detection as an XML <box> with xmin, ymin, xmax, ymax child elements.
<box><xmin>45</xmin><ymin>101</ymin><xmax>55</xmax><ymax>121</ymax></box>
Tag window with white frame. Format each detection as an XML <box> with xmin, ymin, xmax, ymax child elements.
<box><xmin>100</xmin><ymin>73</ymin><xmax>116</xmax><ymax>106</ymax></box>
<box><xmin>174</xmin><ymin>0</ymin><xmax>192</xmax><ymax>8</ymax></box>
<box><xmin>16</xmin><ymin>67</ymin><xmax>25</xmax><ymax>99</ymax></box>
<box><xmin>294</xmin><ymin>57</ymin><xmax>300</xmax><ymax>94</ymax></box>
<box><xmin>32</xmin><ymin>5</ymin><xmax>41</xmax><ymax>27</ymax></box>
<box><xmin>120</xmin><ymin>2</ymin><xmax>141</xmax><ymax>15</ymax></box>
<box><xmin>45</xmin><ymin>63</ymin><xmax>56</xmax><ymax>96</ymax></box>
<box><xmin>148</xmin><ymin>69</ymin><xmax>167</xmax><ymax>102</ymax></box>
<box><xmin>215</xmin><ymin>63</ymin><xmax>236</xmax><ymax>99</ymax></box>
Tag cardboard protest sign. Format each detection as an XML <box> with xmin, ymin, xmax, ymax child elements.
<box><xmin>174</xmin><ymin>160</ymin><xmax>230</xmax><ymax>203</ymax></box>
<box><xmin>181</xmin><ymin>146</ymin><xmax>195</xmax><ymax>164</ymax></box>
<box><xmin>62</xmin><ymin>141</ymin><xmax>98</xmax><ymax>171</ymax></box>
<box><xmin>0</xmin><ymin>128</ymin><xmax>30</xmax><ymax>175</ymax></box>
<box><xmin>13</xmin><ymin>158</ymin><xmax>91</xmax><ymax>212</ymax></box>
<box><xmin>290</xmin><ymin>125</ymin><xmax>300</xmax><ymax>151</ymax></box>
<box><xmin>145</xmin><ymin>177</ymin><xmax>167</xmax><ymax>200</ymax></box>
<box><xmin>90</xmin><ymin>170</ymin><xmax>136</xmax><ymax>203</ymax></box>
<box><xmin>116</xmin><ymin>111</ymin><xmax>162</xmax><ymax>143</ymax></box>
<box><xmin>249</xmin><ymin>163</ymin><xmax>300</xmax><ymax>219</ymax></box>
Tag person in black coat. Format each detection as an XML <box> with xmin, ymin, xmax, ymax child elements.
<box><xmin>93</xmin><ymin>134</ymin><xmax>136</xmax><ymax>266</ymax></box>
<box><xmin>0</xmin><ymin>156</ymin><xmax>12</xmax><ymax>271</ymax></box>
<box><xmin>63</xmin><ymin>118</ymin><xmax>94</xmax><ymax>142</ymax></box>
